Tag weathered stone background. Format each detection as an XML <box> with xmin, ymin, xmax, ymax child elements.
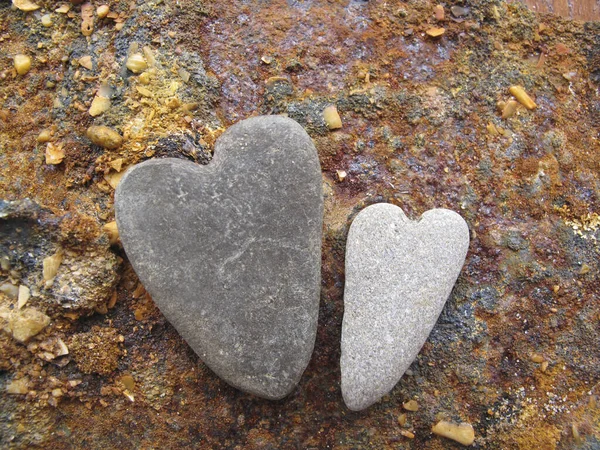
<box><xmin>1</xmin><ymin>0</ymin><xmax>599</xmax><ymax>448</ymax></box>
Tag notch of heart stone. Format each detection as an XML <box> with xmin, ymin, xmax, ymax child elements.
<box><xmin>340</xmin><ymin>203</ymin><xmax>469</xmax><ymax>411</ymax></box>
<box><xmin>115</xmin><ymin>115</ymin><xmax>323</xmax><ymax>400</ymax></box>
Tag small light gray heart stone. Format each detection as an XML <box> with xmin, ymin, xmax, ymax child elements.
<box><xmin>115</xmin><ymin>115</ymin><xmax>323</xmax><ymax>400</ymax></box>
<box><xmin>341</xmin><ymin>203</ymin><xmax>469</xmax><ymax>411</ymax></box>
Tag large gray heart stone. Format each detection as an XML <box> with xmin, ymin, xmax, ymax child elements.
<box><xmin>341</xmin><ymin>203</ymin><xmax>469</xmax><ymax>411</ymax></box>
<box><xmin>115</xmin><ymin>115</ymin><xmax>323</xmax><ymax>400</ymax></box>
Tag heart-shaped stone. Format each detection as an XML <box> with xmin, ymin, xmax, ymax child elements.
<box><xmin>340</xmin><ymin>203</ymin><xmax>469</xmax><ymax>410</ymax></box>
<box><xmin>115</xmin><ymin>116</ymin><xmax>323</xmax><ymax>399</ymax></box>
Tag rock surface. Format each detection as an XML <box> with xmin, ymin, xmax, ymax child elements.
<box><xmin>341</xmin><ymin>203</ymin><xmax>469</xmax><ymax>411</ymax></box>
<box><xmin>115</xmin><ymin>115</ymin><xmax>323</xmax><ymax>400</ymax></box>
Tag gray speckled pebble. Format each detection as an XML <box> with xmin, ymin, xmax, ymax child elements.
<box><xmin>341</xmin><ymin>203</ymin><xmax>469</xmax><ymax>411</ymax></box>
<box><xmin>115</xmin><ymin>116</ymin><xmax>323</xmax><ymax>400</ymax></box>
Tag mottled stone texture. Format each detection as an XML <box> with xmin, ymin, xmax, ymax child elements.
<box><xmin>341</xmin><ymin>204</ymin><xmax>469</xmax><ymax>411</ymax></box>
<box><xmin>115</xmin><ymin>116</ymin><xmax>323</xmax><ymax>399</ymax></box>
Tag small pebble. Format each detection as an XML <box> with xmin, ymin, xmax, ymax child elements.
<box><xmin>323</xmin><ymin>105</ymin><xmax>342</xmax><ymax>130</ymax></box>
<box><xmin>104</xmin><ymin>170</ymin><xmax>127</xmax><ymax>189</ymax></box>
<box><xmin>102</xmin><ymin>221</ymin><xmax>120</xmax><ymax>245</ymax></box>
<box><xmin>45</xmin><ymin>142</ymin><xmax>65</xmax><ymax>165</ymax></box>
<box><xmin>41</xmin><ymin>14</ymin><xmax>52</xmax><ymax>27</ymax></box>
<box><xmin>0</xmin><ymin>282</ymin><xmax>18</xmax><ymax>298</ymax></box>
<box><xmin>509</xmin><ymin>85</ymin><xmax>537</xmax><ymax>110</ymax></box>
<box><xmin>97</xmin><ymin>4</ymin><xmax>109</xmax><ymax>18</ymax></box>
<box><xmin>37</xmin><ymin>129</ymin><xmax>52</xmax><ymax>143</ymax></box>
<box><xmin>530</xmin><ymin>353</ymin><xmax>545</xmax><ymax>363</ymax></box>
<box><xmin>400</xmin><ymin>430</ymin><xmax>415</xmax><ymax>439</ymax></box>
<box><xmin>579</xmin><ymin>263</ymin><xmax>590</xmax><ymax>275</ymax></box>
<box><xmin>17</xmin><ymin>285</ymin><xmax>30</xmax><ymax>309</ymax></box>
<box><xmin>0</xmin><ymin>307</ymin><xmax>51</xmax><ymax>342</ymax></box>
<box><xmin>52</xmin><ymin>388</ymin><xmax>63</xmax><ymax>397</ymax></box>
<box><xmin>426</xmin><ymin>27</ymin><xmax>446</xmax><ymax>37</ymax></box>
<box><xmin>43</xmin><ymin>249</ymin><xmax>63</xmax><ymax>284</ymax></box>
<box><xmin>79</xmin><ymin>55</ymin><xmax>93</xmax><ymax>70</ymax></box>
<box><xmin>87</xmin><ymin>125</ymin><xmax>123</xmax><ymax>149</ymax></box>
<box><xmin>501</xmin><ymin>100</ymin><xmax>519</xmax><ymax>119</ymax></box>
<box><xmin>14</xmin><ymin>54</ymin><xmax>32</xmax><ymax>75</ymax></box>
<box><xmin>109</xmin><ymin>158</ymin><xmax>124</xmax><ymax>172</ymax></box>
<box><xmin>126</xmin><ymin>53</ymin><xmax>148</xmax><ymax>73</ymax></box>
<box><xmin>432</xmin><ymin>421</ymin><xmax>475</xmax><ymax>446</ymax></box>
<box><xmin>403</xmin><ymin>399</ymin><xmax>419</xmax><ymax>411</ymax></box>
<box><xmin>450</xmin><ymin>5</ymin><xmax>470</xmax><ymax>17</ymax></box>
<box><xmin>336</xmin><ymin>170</ymin><xmax>347</xmax><ymax>182</ymax></box>
<box><xmin>434</xmin><ymin>4</ymin><xmax>445</xmax><ymax>20</ymax></box>
<box><xmin>89</xmin><ymin>96</ymin><xmax>111</xmax><ymax>117</ymax></box>
<box><xmin>6</xmin><ymin>377</ymin><xmax>29</xmax><ymax>394</ymax></box>
<box><xmin>139</xmin><ymin>72</ymin><xmax>151</xmax><ymax>84</ymax></box>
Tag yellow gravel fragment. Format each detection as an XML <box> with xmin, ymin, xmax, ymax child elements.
<box><xmin>509</xmin><ymin>85</ymin><xmax>537</xmax><ymax>110</ymax></box>
<box><xmin>323</xmin><ymin>105</ymin><xmax>342</xmax><ymax>130</ymax></box>
<box><xmin>426</xmin><ymin>27</ymin><xmax>446</xmax><ymax>37</ymax></box>
<box><xmin>432</xmin><ymin>421</ymin><xmax>475</xmax><ymax>446</ymax></box>
<box><xmin>14</xmin><ymin>54</ymin><xmax>31</xmax><ymax>75</ymax></box>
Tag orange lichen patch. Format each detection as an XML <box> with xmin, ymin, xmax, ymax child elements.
<box><xmin>58</xmin><ymin>212</ymin><xmax>101</xmax><ymax>244</ymax></box>
<box><xmin>510</xmin><ymin>413</ymin><xmax>562</xmax><ymax>449</ymax></box>
<box><xmin>68</xmin><ymin>327</ymin><xmax>123</xmax><ymax>376</ymax></box>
